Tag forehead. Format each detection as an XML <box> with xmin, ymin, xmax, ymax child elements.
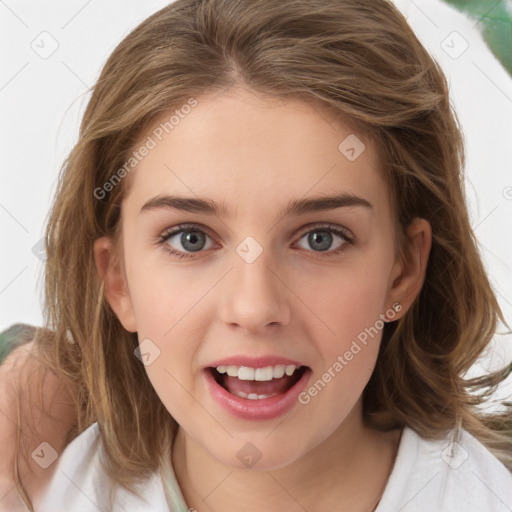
<box><xmin>122</xmin><ymin>87</ymin><xmax>389</xmax><ymax>219</ymax></box>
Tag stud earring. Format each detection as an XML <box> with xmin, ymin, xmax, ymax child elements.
<box><xmin>384</xmin><ymin>302</ymin><xmax>403</xmax><ymax>323</ymax></box>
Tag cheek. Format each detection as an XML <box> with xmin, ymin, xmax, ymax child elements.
<box><xmin>132</xmin><ymin>284</ymin><xmax>204</xmax><ymax>426</ymax></box>
<box><xmin>124</xmin><ymin>260</ymin><xmax>202</xmax><ymax>387</ymax></box>
<box><xmin>305</xmin><ymin>256</ymin><xmax>391</xmax><ymax>348</ymax></box>
<box><xmin>126</xmin><ymin>253</ymin><xmax>196</xmax><ymax>336</ymax></box>
<box><xmin>297</xmin><ymin>269</ymin><xmax>387</xmax><ymax>435</ymax></box>
<box><xmin>299</xmin><ymin>248</ymin><xmax>392</xmax><ymax>408</ymax></box>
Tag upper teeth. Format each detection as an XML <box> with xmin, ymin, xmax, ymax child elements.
<box><xmin>216</xmin><ymin>365</ymin><xmax>299</xmax><ymax>381</ymax></box>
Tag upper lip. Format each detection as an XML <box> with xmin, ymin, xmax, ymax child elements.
<box><xmin>206</xmin><ymin>355</ymin><xmax>306</xmax><ymax>369</ymax></box>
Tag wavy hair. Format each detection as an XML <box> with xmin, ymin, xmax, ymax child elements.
<box><xmin>13</xmin><ymin>0</ymin><xmax>512</xmax><ymax>509</ymax></box>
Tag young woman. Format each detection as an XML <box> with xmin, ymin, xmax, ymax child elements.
<box><xmin>2</xmin><ymin>1</ymin><xmax>511</xmax><ymax>511</ymax></box>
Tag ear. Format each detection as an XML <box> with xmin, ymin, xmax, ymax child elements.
<box><xmin>93</xmin><ymin>236</ymin><xmax>137</xmax><ymax>333</ymax></box>
<box><xmin>385</xmin><ymin>217</ymin><xmax>432</xmax><ymax>321</ymax></box>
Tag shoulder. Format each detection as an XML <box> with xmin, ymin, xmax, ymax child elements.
<box><xmin>35</xmin><ymin>422</ymin><xmax>169</xmax><ymax>512</ymax></box>
<box><xmin>377</xmin><ymin>426</ymin><xmax>512</xmax><ymax>512</ymax></box>
<box><xmin>0</xmin><ymin>323</ymin><xmax>36</xmax><ymax>366</ymax></box>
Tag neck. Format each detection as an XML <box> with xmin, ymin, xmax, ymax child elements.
<box><xmin>171</xmin><ymin>401</ymin><xmax>402</xmax><ymax>512</ymax></box>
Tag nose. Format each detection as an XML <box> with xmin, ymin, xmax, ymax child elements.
<box><xmin>219</xmin><ymin>246</ymin><xmax>291</xmax><ymax>333</ymax></box>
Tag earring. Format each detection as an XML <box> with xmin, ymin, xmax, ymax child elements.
<box><xmin>384</xmin><ymin>302</ymin><xmax>402</xmax><ymax>323</ymax></box>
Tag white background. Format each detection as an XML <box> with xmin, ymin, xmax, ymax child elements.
<box><xmin>1</xmin><ymin>0</ymin><xmax>511</xmax><ymax>402</ymax></box>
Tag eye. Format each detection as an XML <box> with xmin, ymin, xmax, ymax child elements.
<box><xmin>157</xmin><ymin>224</ymin><xmax>216</xmax><ymax>259</ymax></box>
<box><xmin>156</xmin><ymin>222</ymin><xmax>354</xmax><ymax>260</ymax></box>
<box><xmin>295</xmin><ymin>224</ymin><xmax>353</xmax><ymax>255</ymax></box>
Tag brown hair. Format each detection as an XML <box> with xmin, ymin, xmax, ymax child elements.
<box><xmin>13</xmin><ymin>0</ymin><xmax>512</xmax><ymax>509</ymax></box>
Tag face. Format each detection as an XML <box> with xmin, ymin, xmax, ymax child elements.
<box><xmin>97</xmin><ymin>86</ymin><xmax>429</xmax><ymax>471</ymax></box>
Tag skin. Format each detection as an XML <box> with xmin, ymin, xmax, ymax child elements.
<box><xmin>4</xmin><ymin>84</ymin><xmax>429</xmax><ymax>512</ymax></box>
<box><xmin>0</xmin><ymin>343</ymin><xmax>75</xmax><ymax>511</ymax></box>
<box><xmin>93</xmin><ymin>85</ymin><xmax>432</xmax><ymax>511</ymax></box>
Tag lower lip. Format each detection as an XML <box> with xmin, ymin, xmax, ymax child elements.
<box><xmin>204</xmin><ymin>367</ymin><xmax>311</xmax><ymax>421</ymax></box>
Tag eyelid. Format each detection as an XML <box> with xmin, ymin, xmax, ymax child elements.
<box><xmin>158</xmin><ymin>222</ymin><xmax>218</xmax><ymax>242</ymax></box>
<box><xmin>294</xmin><ymin>222</ymin><xmax>354</xmax><ymax>242</ymax></box>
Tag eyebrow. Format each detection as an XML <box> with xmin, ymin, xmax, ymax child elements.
<box><xmin>140</xmin><ymin>192</ymin><xmax>373</xmax><ymax>218</ymax></box>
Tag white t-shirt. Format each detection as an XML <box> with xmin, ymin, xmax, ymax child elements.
<box><xmin>36</xmin><ymin>421</ymin><xmax>512</xmax><ymax>512</ymax></box>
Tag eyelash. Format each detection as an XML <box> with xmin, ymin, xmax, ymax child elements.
<box><xmin>155</xmin><ymin>223</ymin><xmax>355</xmax><ymax>260</ymax></box>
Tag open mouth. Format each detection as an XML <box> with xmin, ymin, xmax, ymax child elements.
<box><xmin>208</xmin><ymin>364</ymin><xmax>308</xmax><ymax>400</ymax></box>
